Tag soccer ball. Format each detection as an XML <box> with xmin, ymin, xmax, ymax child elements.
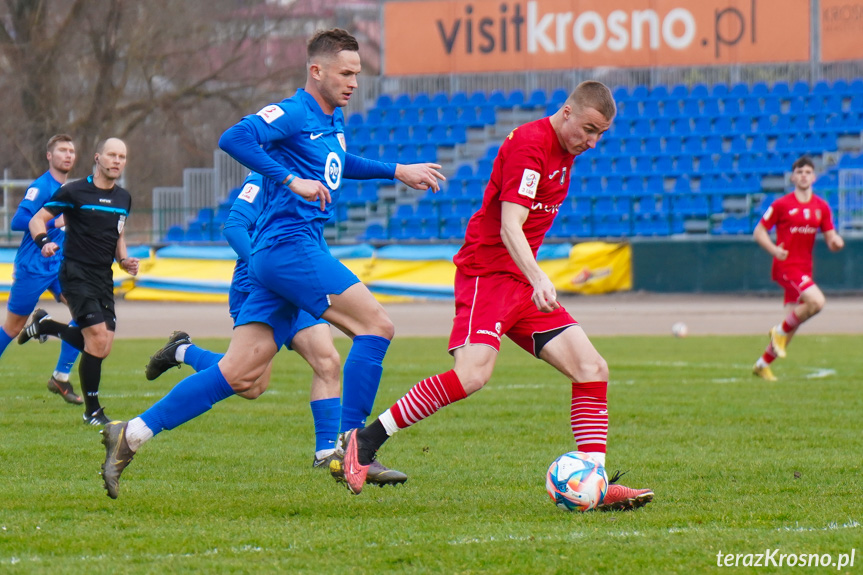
<box><xmin>671</xmin><ymin>322</ymin><xmax>688</xmax><ymax>338</ymax></box>
<box><xmin>546</xmin><ymin>451</ymin><xmax>608</xmax><ymax>512</ymax></box>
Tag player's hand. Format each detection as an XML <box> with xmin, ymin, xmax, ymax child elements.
<box><xmin>773</xmin><ymin>243</ymin><xmax>788</xmax><ymax>261</ymax></box>
<box><xmin>288</xmin><ymin>177</ymin><xmax>332</xmax><ymax>211</ymax></box>
<box><xmin>40</xmin><ymin>242</ymin><xmax>59</xmax><ymax>257</ymax></box>
<box><xmin>531</xmin><ymin>275</ymin><xmax>560</xmax><ymax>313</ymax></box>
<box><xmin>828</xmin><ymin>235</ymin><xmax>845</xmax><ymax>252</ymax></box>
<box><xmin>395</xmin><ymin>163</ymin><xmax>446</xmax><ymax>193</ymax></box>
<box><xmin>121</xmin><ymin>257</ymin><xmax>140</xmax><ymax>276</ymax></box>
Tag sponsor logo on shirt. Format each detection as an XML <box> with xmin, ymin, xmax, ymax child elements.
<box><xmin>789</xmin><ymin>208</ymin><xmax>799</xmax><ymax>215</ymax></box>
<box><xmin>530</xmin><ymin>200</ymin><xmax>562</xmax><ymax>213</ymax></box>
<box><xmin>790</xmin><ymin>225</ymin><xmax>818</xmax><ymax>234</ymax></box>
<box><xmin>257</xmin><ymin>104</ymin><xmax>284</xmax><ymax>124</ymax></box>
<box><xmin>324</xmin><ymin>152</ymin><xmax>342</xmax><ymax>191</ymax></box>
<box><xmin>25</xmin><ymin>187</ymin><xmax>39</xmax><ymax>201</ymax></box>
<box><xmin>310</xmin><ymin>132</ymin><xmax>324</xmax><ymax>140</ymax></box>
<box><xmin>99</xmin><ymin>198</ymin><xmax>112</xmax><ymax>204</ymax></box>
<box><xmin>518</xmin><ymin>169</ymin><xmax>539</xmax><ymax>199</ymax></box>
<box><xmin>239</xmin><ymin>182</ymin><xmax>260</xmax><ymax>203</ymax></box>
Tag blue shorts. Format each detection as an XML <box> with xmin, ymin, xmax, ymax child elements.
<box><xmin>230</xmin><ymin>285</ymin><xmax>325</xmax><ymax>350</ymax></box>
<box><xmin>7</xmin><ymin>273</ymin><xmax>62</xmax><ymax>316</ymax></box>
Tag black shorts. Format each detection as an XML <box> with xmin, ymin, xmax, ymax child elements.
<box><xmin>59</xmin><ymin>259</ymin><xmax>117</xmax><ymax>330</ymax></box>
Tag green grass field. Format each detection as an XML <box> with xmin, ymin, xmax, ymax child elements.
<box><xmin>2</xmin><ymin>334</ymin><xmax>861</xmax><ymax>574</ymax></box>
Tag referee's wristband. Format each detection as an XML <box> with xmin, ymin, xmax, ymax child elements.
<box><xmin>34</xmin><ymin>233</ymin><xmax>50</xmax><ymax>248</ymax></box>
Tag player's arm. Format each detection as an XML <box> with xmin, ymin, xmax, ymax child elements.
<box><xmin>28</xmin><ymin>208</ymin><xmax>60</xmax><ymax>257</ymax></box>
<box><xmin>753</xmin><ymin>222</ymin><xmax>787</xmax><ymax>261</ymax></box>
<box><xmin>219</xmin><ymin>107</ymin><xmax>331</xmax><ymax>210</ymax></box>
<box><xmin>115</xmin><ymin>229</ymin><xmax>139</xmax><ymax>276</ymax></box>
<box><xmin>823</xmin><ymin>229</ymin><xmax>844</xmax><ymax>252</ymax></box>
<box><xmin>500</xmin><ymin>201</ymin><xmax>559</xmax><ymax>313</ymax></box>
<box><xmin>344</xmin><ymin>154</ymin><xmax>445</xmax><ymax>192</ymax></box>
<box><xmin>223</xmin><ymin>209</ymin><xmax>254</xmax><ymax>263</ymax></box>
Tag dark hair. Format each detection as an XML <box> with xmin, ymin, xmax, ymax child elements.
<box><xmin>307</xmin><ymin>28</ymin><xmax>359</xmax><ymax>61</ymax></box>
<box><xmin>46</xmin><ymin>134</ymin><xmax>74</xmax><ymax>154</ymax></box>
<box><xmin>568</xmin><ymin>81</ymin><xmax>617</xmax><ymax>121</ymax></box>
<box><xmin>792</xmin><ymin>156</ymin><xmax>815</xmax><ymax>171</ymax></box>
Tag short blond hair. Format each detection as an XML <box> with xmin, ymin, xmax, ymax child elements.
<box><xmin>567</xmin><ymin>81</ymin><xmax>616</xmax><ymax>121</ymax></box>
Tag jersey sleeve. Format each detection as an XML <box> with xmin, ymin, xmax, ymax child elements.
<box><xmin>344</xmin><ymin>153</ymin><xmax>397</xmax><ymax>180</ymax></box>
<box><xmin>11</xmin><ymin>184</ymin><xmax>50</xmax><ymax>230</ymax></box>
<box><xmin>820</xmin><ymin>200</ymin><xmax>835</xmax><ymax>233</ymax></box>
<box><xmin>43</xmin><ymin>186</ymin><xmax>73</xmax><ymax>216</ymax></box>
<box><xmin>218</xmin><ymin>100</ymin><xmax>305</xmax><ymax>184</ymax></box>
<box><xmin>498</xmin><ymin>131</ymin><xmax>545</xmax><ymax>209</ymax></box>
<box><xmin>760</xmin><ymin>202</ymin><xmax>779</xmax><ymax>231</ymax></box>
<box><xmin>223</xmin><ymin>176</ymin><xmax>263</xmax><ymax>263</ymax></box>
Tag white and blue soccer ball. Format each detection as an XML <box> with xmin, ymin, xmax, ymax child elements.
<box><xmin>546</xmin><ymin>451</ymin><xmax>609</xmax><ymax>512</ymax></box>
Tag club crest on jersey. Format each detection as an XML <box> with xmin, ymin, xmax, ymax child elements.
<box><xmin>239</xmin><ymin>182</ymin><xmax>260</xmax><ymax>203</ymax></box>
<box><xmin>117</xmin><ymin>214</ymin><xmax>126</xmax><ymax>234</ymax></box>
<box><xmin>325</xmin><ymin>152</ymin><xmax>342</xmax><ymax>191</ymax></box>
<box><xmin>25</xmin><ymin>187</ymin><xmax>39</xmax><ymax>201</ymax></box>
<box><xmin>518</xmin><ymin>169</ymin><xmax>540</xmax><ymax>199</ymax></box>
<box><xmin>337</xmin><ymin>133</ymin><xmax>346</xmax><ymax>151</ymax></box>
<box><xmin>256</xmin><ymin>104</ymin><xmax>284</xmax><ymax>124</ymax></box>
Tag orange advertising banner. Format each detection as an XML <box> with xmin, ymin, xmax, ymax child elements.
<box><xmin>821</xmin><ymin>0</ymin><xmax>863</xmax><ymax>62</ymax></box>
<box><xmin>384</xmin><ymin>0</ymin><xmax>810</xmax><ymax>75</ymax></box>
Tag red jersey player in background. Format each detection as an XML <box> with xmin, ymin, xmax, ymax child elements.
<box><xmin>752</xmin><ymin>156</ymin><xmax>845</xmax><ymax>381</ymax></box>
<box><xmin>331</xmin><ymin>81</ymin><xmax>653</xmax><ymax>510</ymax></box>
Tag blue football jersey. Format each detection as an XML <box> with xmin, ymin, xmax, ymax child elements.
<box><xmin>227</xmin><ymin>173</ymin><xmax>264</xmax><ymax>293</ymax></box>
<box><xmin>13</xmin><ymin>171</ymin><xmax>66</xmax><ymax>275</ymax></box>
<box><xmin>220</xmin><ymin>89</ymin><xmax>347</xmax><ymax>253</ymax></box>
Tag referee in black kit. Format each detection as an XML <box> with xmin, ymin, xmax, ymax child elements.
<box><xmin>20</xmin><ymin>137</ymin><xmax>139</xmax><ymax>425</ymax></box>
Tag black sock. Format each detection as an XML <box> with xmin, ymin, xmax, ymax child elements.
<box><xmin>357</xmin><ymin>419</ymin><xmax>389</xmax><ymax>464</ymax></box>
<box><xmin>41</xmin><ymin>319</ymin><xmax>85</xmax><ymax>351</ymax></box>
<box><xmin>79</xmin><ymin>352</ymin><xmax>103</xmax><ymax>415</ymax></box>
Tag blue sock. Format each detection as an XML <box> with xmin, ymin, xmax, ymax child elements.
<box><xmin>0</xmin><ymin>328</ymin><xmax>14</xmax><ymax>359</ymax></box>
<box><xmin>184</xmin><ymin>344</ymin><xmax>223</xmax><ymax>373</ymax></box>
<box><xmin>340</xmin><ymin>334</ymin><xmax>390</xmax><ymax>432</ymax></box>
<box><xmin>140</xmin><ymin>365</ymin><xmax>235</xmax><ymax>436</ymax></box>
<box><xmin>54</xmin><ymin>320</ymin><xmax>80</xmax><ymax>374</ymax></box>
<box><xmin>310</xmin><ymin>397</ymin><xmax>341</xmax><ymax>452</ymax></box>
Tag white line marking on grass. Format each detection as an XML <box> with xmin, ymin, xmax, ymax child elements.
<box><xmin>777</xmin><ymin>519</ymin><xmax>859</xmax><ymax>532</ymax></box>
<box><xmin>804</xmin><ymin>368</ymin><xmax>836</xmax><ymax>379</ymax></box>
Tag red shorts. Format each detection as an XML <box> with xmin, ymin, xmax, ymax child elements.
<box><xmin>773</xmin><ymin>267</ymin><xmax>815</xmax><ymax>305</ymax></box>
<box><xmin>448</xmin><ymin>270</ymin><xmax>578</xmax><ymax>357</ymax></box>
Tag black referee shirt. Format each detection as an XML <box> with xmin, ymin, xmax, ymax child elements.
<box><xmin>44</xmin><ymin>175</ymin><xmax>132</xmax><ymax>267</ymax></box>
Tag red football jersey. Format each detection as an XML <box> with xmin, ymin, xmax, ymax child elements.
<box><xmin>453</xmin><ymin>117</ymin><xmax>574</xmax><ymax>280</ymax></box>
<box><xmin>760</xmin><ymin>192</ymin><xmax>834</xmax><ymax>275</ymax></box>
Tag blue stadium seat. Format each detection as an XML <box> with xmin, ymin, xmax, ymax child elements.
<box><xmin>418</xmin><ymin>143</ymin><xmax>438</xmax><ymax>162</ymax></box>
<box><xmin>164</xmin><ymin>226</ymin><xmax>184</xmax><ymax>242</ymax></box>
<box><xmin>631</xmin><ymin>85</ymin><xmax>649</xmax><ymax>100</ymax></box>
<box><xmin>613</xmin><ymin>86</ymin><xmax>629</xmax><ymax>101</ymax></box>
<box><xmin>691</xmin><ymin>84</ymin><xmax>709</xmax><ymax>99</ymax></box>
<box><xmin>376</xmin><ymin>94</ymin><xmax>394</xmax><ymax>108</ymax></box>
<box><xmin>413</xmin><ymin>92</ymin><xmax>430</xmax><ymax>107</ymax></box>
<box><xmin>451</xmin><ymin>91</ymin><xmax>468</xmax><ymax>107</ymax></box>
<box><xmin>693</xmin><ymin>116</ymin><xmax>712</xmax><ymax>135</ymax></box>
<box><xmin>772</xmin><ymin>81</ymin><xmax>790</xmax><ymax>97</ymax></box>
<box><xmin>505</xmin><ymin>90</ymin><xmax>525</xmax><ymax>108</ymax></box>
<box><xmin>488</xmin><ymin>90</ymin><xmax>507</xmax><ymax>107</ymax></box>
<box><xmin>703</xmin><ymin>98</ymin><xmax>721</xmax><ymax>117</ymax></box>
<box><xmin>359</xmin><ymin>223</ymin><xmax>387</xmax><ymax>241</ymax></box>
<box><xmin>468</xmin><ymin>91</ymin><xmax>487</xmax><ymax>106</ymax></box>
<box><xmin>672</xmin><ymin>118</ymin><xmax>691</xmax><ymax>135</ymax></box>
<box><xmin>649</xmin><ymin>85</ymin><xmax>669</xmax><ymax>100</ymax></box>
<box><xmin>711</xmin><ymin>84</ymin><xmax>729</xmax><ymax>98</ymax></box>
<box><xmin>792</xmin><ymin>81</ymin><xmax>810</xmax><ymax>97</ymax></box>
<box><xmin>633</xmin><ymin>214</ymin><xmax>670</xmax><ymax>237</ymax></box>
<box><xmin>394</xmin><ymin>93</ymin><xmax>412</xmax><ymax>109</ymax></box>
<box><xmin>524</xmin><ymin>89</ymin><xmax>547</xmax><ymax>109</ymax></box>
<box><xmin>683</xmin><ymin>98</ymin><xmax>701</xmax><ymax>117</ymax></box>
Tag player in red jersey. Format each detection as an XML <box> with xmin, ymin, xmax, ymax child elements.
<box><xmin>752</xmin><ymin>156</ymin><xmax>845</xmax><ymax>381</ymax></box>
<box><xmin>332</xmin><ymin>81</ymin><xmax>653</xmax><ymax>510</ymax></box>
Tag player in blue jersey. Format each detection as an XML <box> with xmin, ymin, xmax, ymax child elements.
<box><xmin>0</xmin><ymin>134</ymin><xmax>82</xmax><ymax>404</ymax></box>
<box><xmin>99</xmin><ymin>29</ymin><xmax>443</xmax><ymax>498</ymax></box>
<box><xmin>143</xmin><ymin>172</ymin><xmax>351</xmax><ymax>470</ymax></box>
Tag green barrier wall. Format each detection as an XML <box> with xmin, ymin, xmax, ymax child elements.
<box><xmin>632</xmin><ymin>238</ymin><xmax>863</xmax><ymax>293</ymax></box>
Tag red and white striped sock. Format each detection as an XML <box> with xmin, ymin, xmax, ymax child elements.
<box><xmin>760</xmin><ymin>345</ymin><xmax>778</xmax><ymax>365</ymax></box>
<box><xmin>780</xmin><ymin>311</ymin><xmax>801</xmax><ymax>334</ymax></box>
<box><xmin>388</xmin><ymin>370</ymin><xmax>467</xmax><ymax>430</ymax></box>
<box><xmin>571</xmin><ymin>381</ymin><xmax>608</xmax><ymax>454</ymax></box>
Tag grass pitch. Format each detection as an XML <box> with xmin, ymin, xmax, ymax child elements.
<box><xmin>1</xmin><ymin>333</ymin><xmax>861</xmax><ymax>573</ymax></box>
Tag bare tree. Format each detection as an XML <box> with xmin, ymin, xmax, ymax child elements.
<box><xmin>0</xmin><ymin>0</ymin><xmax>318</xmax><ymax>201</ymax></box>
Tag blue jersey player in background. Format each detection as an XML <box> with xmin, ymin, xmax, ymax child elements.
<box><xmin>100</xmin><ymin>29</ymin><xmax>444</xmax><ymax>498</ymax></box>
<box><xmin>142</xmin><ymin>171</ymin><xmax>364</xmax><ymax>472</ymax></box>
<box><xmin>0</xmin><ymin>134</ymin><xmax>82</xmax><ymax>404</ymax></box>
